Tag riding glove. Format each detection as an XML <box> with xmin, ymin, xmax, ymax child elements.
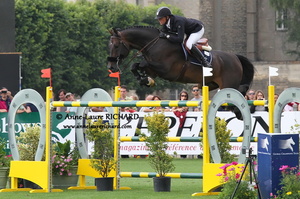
<box><xmin>159</xmin><ymin>32</ymin><xmax>168</xmax><ymax>39</ymax></box>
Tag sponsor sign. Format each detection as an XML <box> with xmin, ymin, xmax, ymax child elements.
<box><xmin>258</xmin><ymin>133</ymin><xmax>299</xmax><ymax>198</ymax></box>
<box><xmin>1</xmin><ymin>111</ymin><xmax>300</xmax><ymax>155</ymax></box>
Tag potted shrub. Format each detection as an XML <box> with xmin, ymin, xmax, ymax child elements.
<box><xmin>141</xmin><ymin>112</ymin><xmax>175</xmax><ymax>192</ymax></box>
<box><xmin>85</xmin><ymin>118</ymin><xmax>117</xmax><ymax>191</ymax></box>
<box><xmin>16</xmin><ymin>125</ymin><xmax>43</xmax><ymax>188</ymax></box>
<box><xmin>17</xmin><ymin>125</ymin><xmax>42</xmax><ymax>162</ymax></box>
<box><xmin>52</xmin><ymin>140</ymin><xmax>80</xmax><ymax>189</ymax></box>
<box><xmin>0</xmin><ymin>137</ymin><xmax>11</xmax><ymax>189</ymax></box>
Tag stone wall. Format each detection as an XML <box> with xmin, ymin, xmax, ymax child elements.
<box><xmin>251</xmin><ymin>61</ymin><xmax>300</xmax><ymax>96</ymax></box>
<box><xmin>152</xmin><ymin>0</ymin><xmax>297</xmax><ymax>61</ymax></box>
<box><xmin>124</xmin><ymin>0</ymin><xmax>300</xmax><ymax>98</ymax></box>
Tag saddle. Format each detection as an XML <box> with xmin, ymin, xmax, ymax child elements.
<box><xmin>195</xmin><ymin>38</ymin><xmax>212</xmax><ymax>52</ymax></box>
<box><xmin>183</xmin><ymin>38</ymin><xmax>213</xmax><ymax>65</ymax></box>
<box><xmin>184</xmin><ymin>38</ymin><xmax>212</xmax><ymax>53</ymax></box>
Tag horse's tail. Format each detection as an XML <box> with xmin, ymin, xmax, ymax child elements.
<box><xmin>236</xmin><ymin>54</ymin><xmax>256</xmax><ymax>96</ymax></box>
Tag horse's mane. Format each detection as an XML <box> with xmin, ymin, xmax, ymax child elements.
<box><xmin>122</xmin><ymin>26</ymin><xmax>160</xmax><ymax>32</ymax></box>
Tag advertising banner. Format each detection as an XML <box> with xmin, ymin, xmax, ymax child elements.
<box><xmin>1</xmin><ymin>111</ymin><xmax>300</xmax><ymax>155</ymax></box>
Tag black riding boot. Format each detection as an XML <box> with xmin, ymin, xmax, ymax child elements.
<box><xmin>191</xmin><ymin>45</ymin><xmax>211</xmax><ymax>68</ymax></box>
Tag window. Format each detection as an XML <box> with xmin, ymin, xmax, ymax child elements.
<box><xmin>276</xmin><ymin>9</ymin><xmax>288</xmax><ymax>31</ymax></box>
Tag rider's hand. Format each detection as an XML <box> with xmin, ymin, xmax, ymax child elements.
<box><xmin>159</xmin><ymin>32</ymin><xmax>167</xmax><ymax>38</ymax></box>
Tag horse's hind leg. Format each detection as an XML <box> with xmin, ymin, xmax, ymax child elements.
<box><xmin>131</xmin><ymin>62</ymin><xmax>142</xmax><ymax>80</ymax></box>
<box><xmin>130</xmin><ymin>62</ymin><xmax>154</xmax><ymax>87</ymax></box>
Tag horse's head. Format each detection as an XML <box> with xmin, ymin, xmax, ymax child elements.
<box><xmin>107</xmin><ymin>28</ymin><xmax>130</xmax><ymax>72</ymax></box>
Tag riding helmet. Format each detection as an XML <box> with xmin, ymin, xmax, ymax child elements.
<box><xmin>155</xmin><ymin>7</ymin><xmax>172</xmax><ymax>19</ymax></box>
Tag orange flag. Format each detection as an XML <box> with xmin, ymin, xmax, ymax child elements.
<box><xmin>108</xmin><ymin>70</ymin><xmax>120</xmax><ymax>78</ymax></box>
<box><xmin>108</xmin><ymin>70</ymin><xmax>120</xmax><ymax>86</ymax></box>
<box><xmin>41</xmin><ymin>68</ymin><xmax>51</xmax><ymax>78</ymax></box>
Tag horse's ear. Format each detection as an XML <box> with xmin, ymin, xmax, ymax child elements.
<box><xmin>112</xmin><ymin>28</ymin><xmax>118</xmax><ymax>34</ymax></box>
<box><xmin>108</xmin><ymin>29</ymin><xmax>113</xmax><ymax>35</ymax></box>
<box><xmin>112</xmin><ymin>28</ymin><xmax>121</xmax><ymax>36</ymax></box>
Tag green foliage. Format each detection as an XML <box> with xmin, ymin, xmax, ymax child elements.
<box><xmin>271</xmin><ymin>165</ymin><xmax>300</xmax><ymax>198</ymax></box>
<box><xmin>52</xmin><ymin>154</ymin><xmax>74</xmax><ymax>176</ymax></box>
<box><xmin>287</xmin><ymin>122</ymin><xmax>300</xmax><ymax>153</ymax></box>
<box><xmin>55</xmin><ymin>140</ymin><xmax>80</xmax><ymax>166</ymax></box>
<box><xmin>288</xmin><ymin>121</ymin><xmax>300</xmax><ymax>134</ymax></box>
<box><xmin>270</xmin><ymin>0</ymin><xmax>300</xmax><ymax>59</ymax></box>
<box><xmin>52</xmin><ymin>140</ymin><xmax>79</xmax><ymax>176</ymax></box>
<box><xmin>214</xmin><ymin>118</ymin><xmax>235</xmax><ymax>163</ymax></box>
<box><xmin>200</xmin><ymin>117</ymin><xmax>235</xmax><ymax>163</ymax></box>
<box><xmin>16</xmin><ymin>125</ymin><xmax>42</xmax><ymax>161</ymax></box>
<box><xmin>0</xmin><ymin>138</ymin><xmax>11</xmax><ymax>167</ymax></box>
<box><xmin>141</xmin><ymin>112</ymin><xmax>175</xmax><ymax>177</ymax></box>
<box><xmin>15</xmin><ymin>0</ymin><xmax>186</xmax><ymax>98</ymax></box>
<box><xmin>56</xmin><ymin>140</ymin><xmax>71</xmax><ymax>157</ymax></box>
<box><xmin>217</xmin><ymin>162</ymin><xmax>257</xmax><ymax>199</ymax></box>
<box><xmin>85</xmin><ymin>118</ymin><xmax>116</xmax><ymax>177</ymax></box>
<box><xmin>16</xmin><ymin>125</ymin><xmax>78</xmax><ymax>176</ymax></box>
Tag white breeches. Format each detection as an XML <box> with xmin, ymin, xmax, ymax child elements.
<box><xmin>186</xmin><ymin>28</ymin><xmax>205</xmax><ymax>50</ymax></box>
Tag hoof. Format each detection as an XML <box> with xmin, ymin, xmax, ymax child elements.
<box><xmin>140</xmin><ymin>77</ymin><xmax>155</xmax><ymax>87</ymax></box>
<box><xmin>147</xmin><ymin>77</ymin><xmax>155</xmax><ymax>87</ymax></box>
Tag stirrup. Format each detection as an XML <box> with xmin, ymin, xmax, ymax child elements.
<box><xmin>203</xmin><ymin>61</ymin><xmax>212</xmax><ymax>68</ymax></box>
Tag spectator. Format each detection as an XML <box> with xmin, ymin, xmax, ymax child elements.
<box><xmin>152</xmin><ymin>95</ymin><xmax>170</xmax><ymax>112</ymax></box>
<box><xmin>152</xmin><ymin>95</ymin><xmax>163</xmax><ymax>112</ymax></box>
<box><xmin>190</xmin><ymin>85</ymin><xmax>202</xmax><ymax>111</ymax></box>
<box><xmin>284</xmin><ymin>102</ymin><xmax>299</xmax><ymax>111</ymax></box>
<box><xmin>130</xmin><ymin>94</ymin><xmax>139</xmax><ymax>101</ymax></box>
<box><xmin>56</xmin><ymin>89</ymin><xmax>67</xmax><ymax>112</ymax></box>
<box><xmin>0</xmin><ymin>87</ymin><xmax>13</xmax><ymax>112</ymax></box>
<box><xmin>250</xmin><ymin>90</ymin><xmax>267</xmax><ymax>113</ymax></box>
<box><xmin>246</xmin><ymin>89</ymin><xmax>256</xmax><ymax>101</ymax></box>
<box><xmin>26</xmin><ymin>103</ymin><xmax>38</xmax><ymax>112</ymax></box>
<box><xmin>172</xmin><ymin>91</ymin><xmax>189</xmax><ymax>159</ymax></box>
<box><xmin>130</xmin><ymin>94</ymin><xmax>140</xmax><ymax>111</ymax></box>
<box><xmin>17</xmin><ymin>104</ymin><xmax>32</xmax><ymax>113</ymax></box>
<box><xmin>274</xmin><ymin>93</ymin><xmax>279</xmax><ymax>104</ymax></box>
<box><xmin>120</xmin><ymin>85</ymin><xmax>132</xmax><ymax>101</ymax></box>
<box><xmin>90</xmin><ymin>107</ymin><xmax>106</xmax><ymax>112</ymax></box>
<box><xmin>140</xmin><ymin>94</ymin><xmax>154</xmax><ymax>112</ymax></box>
<box><xmin>245</xmin><ymin>95</ymin><xmax>250</xmax><ymax>100</ymax></box>
<box><xmin>65</xmin><ymin>93</ymin><xmax>77</xmax><ymax>113</ymax></box>
<box><xmin>172</xmin><ymin>91</ymin><xmax>189</xmax><ymax>113</ymax></box>
<box><xmin>119</xmin><ymin>85</ymin><xmax>136</xmax><ymax>112</ymax></box>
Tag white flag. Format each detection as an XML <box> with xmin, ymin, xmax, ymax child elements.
<box><xmin>203</xmin><ymin>67</ymin><xmax>213</xmax><ymax>77</ymax></box>
<box><xmin>269</xmin><ymin>66</ymin><xmax>278</xmax><ymax>77</ymax></box>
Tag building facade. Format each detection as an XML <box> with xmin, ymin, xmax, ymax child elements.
<box><xmin>128</xmin><ymin>0</ymin><xmax>299</xmax><ymax>95</ymax></box>
<box><xmin>130</xmin><ymin>0</ymin><xmax>297</xmax><ymax>62</ymax></box>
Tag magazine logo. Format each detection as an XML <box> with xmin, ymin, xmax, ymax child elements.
<box><xmin>279</xmin><ymin>137</ymin><xmax>295</xmax><ymax>152</ymax></box>
<box><xmin>260</xmin><ymin>137</ymin><xmax>269</xmax><ymax>152</ymax></box>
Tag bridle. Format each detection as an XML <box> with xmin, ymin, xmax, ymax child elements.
<box><xmin>107</xmin><ymin>35</ymin><xmax>131</xmax><ymax>73</ymax></box>
<box><xmin>107</xmin><ymin>34</ymin><xmax>160</xmax><ymax>73</ymax></box>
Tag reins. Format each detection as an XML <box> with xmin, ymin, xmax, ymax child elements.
<box><xmin>117</xmin><ymin>35</ymin><xmax>160</xmax><ymax>72</ymax></box>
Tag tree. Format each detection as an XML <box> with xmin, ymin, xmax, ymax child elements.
<box><xmin>270</xmin><ymin>0</ymin><xmax>300</xmax><ymax>59</ymax></box>
<box><xmin>15</xmin><ymin>0</ymin><xmax>188</xmax><ymax>98</ymax></box>
<box><xmin>105</xmin><ymin>3</ymin><xmax>188</xmax><ymax>99</ymax></box>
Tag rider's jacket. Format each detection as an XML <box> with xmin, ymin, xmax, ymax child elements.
<box><xmin>161</xmin><ymin>15</ymin><xmax>204</xmax><ymax>43</ymax></box>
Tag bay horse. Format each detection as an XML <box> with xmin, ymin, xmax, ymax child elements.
<box><xmin>107</xmin><ymin>26</ymin><xmax>255</xmax><ymax>95</ymax></box>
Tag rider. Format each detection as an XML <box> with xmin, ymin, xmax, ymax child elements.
<box><xmin>155</xmin><ymin>6</ymin><xmax>211</xmax><ymax>68</ymax></box>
